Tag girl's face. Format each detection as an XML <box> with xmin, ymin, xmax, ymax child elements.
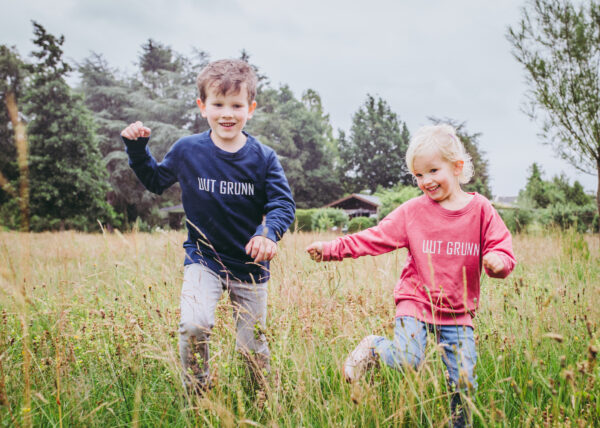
<box><xmin>412</xmin><ymin>148</ymin><xmax>463</xmax><ymax>204</ymax></box>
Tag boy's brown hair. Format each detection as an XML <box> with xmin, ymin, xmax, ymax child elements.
<box><xmin>197</xmin><ymin>59</ymin><xmax>258</xmax><ymax>103</ymax></box>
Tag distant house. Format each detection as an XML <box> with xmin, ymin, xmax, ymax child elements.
<box><xmin>324</xmin><ymin>193</ymin><xmax>381</xmax><ymax>218</ymax></box>
<box><xmin>493</xmin><ymin>196</ymin><xmax>518</xmax><ymax>209</ymax></box>
<box><xmin>159</xmin><ymin>204</ymin><xmax>185</xmax><ymax>229</ymax></box>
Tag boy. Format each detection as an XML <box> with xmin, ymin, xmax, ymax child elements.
<box><xmin>121</xmin><ymin>59</ymin><xmax>296</xmax><ymax>393</ymax></box>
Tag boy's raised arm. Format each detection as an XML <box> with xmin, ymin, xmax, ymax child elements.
<box><xmin>121</xmin><ymin>121</ymin><xmax>151</xmax><ymax>140</ymax></box>
<box><xmin>121</xmin><ymin>121</ymin><xmax>178</xmax><ymax>195</ymax></box>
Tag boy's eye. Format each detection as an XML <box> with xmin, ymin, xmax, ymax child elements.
<box><xmin>430</xmin><ymin>169</ymin><xmax>438</xmax><ymax>173</ymax></box>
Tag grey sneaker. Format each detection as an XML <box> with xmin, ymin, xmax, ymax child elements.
<box><xmin>343</xmin><ymin>335</ymin><xmax>379</xmax><ymax>382</ymax></box>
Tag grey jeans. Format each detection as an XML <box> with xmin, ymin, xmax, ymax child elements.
<box><xmin>179</xmin><ymin>263</ymin><xmax>269</xmax><ymax>388</ymax></box>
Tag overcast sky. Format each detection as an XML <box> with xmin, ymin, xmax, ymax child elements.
<box><xmin>2</xmin><ymin>0</ymin><xmax>597</xmax><ymax>197</ymax></box>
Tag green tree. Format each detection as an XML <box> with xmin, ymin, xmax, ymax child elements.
<box><xmin>508</xmin><ymin>0</ymin><xmax>600</xmax><ymax>220</ymax></box>
<box><xmin>429</xmin><ymin>118</ymin><xmax>492</xmax><ymax>198</ymax></box>
<box><xmin>519</xmin><ymin>163</ymin><xmax>553</xmax><ymax>208</ymax></box>
<box><xmin>519</xmin><ymin>162</ymin><xmax>594</xmax><ymax>208</ymax></box>
<box><xmin>0</xmin><ymin>46</ymin><xmax>26</xmax><ymax>208</ymax></box>
<box><xmin>248</xmin><ymin>85</ymin><xmax>342</xmax><ymax>208</ymax></box>
<box><xmin>340</xmin><ymin>94</ymin><xmax>410</xmax><ymax>194</ymax></box>
<box><xmin>24</xmin><ymin>22</ymin><xmax>116</xmax><ymax>230</ymax></box>
<box><xmin>0</xmin><ymin>45</ymin><xmax>28</xmax><ymax>228</ymax></box>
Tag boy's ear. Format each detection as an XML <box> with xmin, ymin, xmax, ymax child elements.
<box><xmin>454</xmin><ymin>160</ymin><xmax>464</xmax><ymax>176</ymax></box>
<box><xmin>196</xmin><ymin>98</ymin><xmax>207</xmax><ymax>118</ymax></box>
<box><xmin>247</xmin><ymin>100</ymin><xmax>257</xmax><ymax>119</ymax></box>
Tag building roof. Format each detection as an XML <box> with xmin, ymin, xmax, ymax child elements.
<box><xmin>159</xmin><ymin>204</ymin><xmax>184</xmax><ymax>213</ymax></box>
<box><xmin>324</xmin><ymin>193</ymin><xmax>381</xmax><ymax>209</ymax></box>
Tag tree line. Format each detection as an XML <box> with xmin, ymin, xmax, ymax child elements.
<box><xmin>0</xmin><ymin>21</ymin><xmax>519</xmax><ymax>232</ymax></box>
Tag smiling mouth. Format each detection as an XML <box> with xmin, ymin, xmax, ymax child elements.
<box><xmin>220</xmin><ymin>122</ymin><xmax>236</xmax><ymax>128</ymax></box>
<box><xmin>426</xmin><ymin>185</ymin><xmax>440</xmax><ymax>192</ymax></box>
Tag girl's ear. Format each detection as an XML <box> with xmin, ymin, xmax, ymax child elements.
<box><xmin>454</xmin><ymin>160</ymin><xmax>464</xmax><ymax>176</ymax></box>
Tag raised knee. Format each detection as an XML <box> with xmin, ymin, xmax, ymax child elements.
<box><xmin>179</xmin><ymin>320</ymin><xmax>212</xmax><ymax>338</ymax></box>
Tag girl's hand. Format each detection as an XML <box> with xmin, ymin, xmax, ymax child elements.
<box><xmin>483</xmin><ymin>252</ymin><xmax>504</xmax><ymax>275</ymax></box>
<box><xmin>306</xmin><ymin>241</ymin><xmax>324</xmax><ymax>262</ymax></box>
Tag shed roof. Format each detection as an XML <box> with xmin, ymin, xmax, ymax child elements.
<box><xmin>324</xmin><ymin>193</ymin><xmax>381</xmax><ymax>209</ymax></box>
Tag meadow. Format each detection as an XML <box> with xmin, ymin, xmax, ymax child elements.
<box><xmin>0</xmin><ymin>228</ymin><xmax>598</xmax><ymax>427</ymax></box>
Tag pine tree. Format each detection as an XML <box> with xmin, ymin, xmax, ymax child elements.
<box><xmin>0</xmin><ymin>44</ymin><xmax>28</xmax><ymax>228</ymax></box>
<box><xmin>340</xmin><ymin>94</ymin><xmax>410</xmax><ymax>194</ymax></box>
<box><xmin>24</xmin><ymin>22</ymin><xmax>116</xmax><ymax>230</ymax></box>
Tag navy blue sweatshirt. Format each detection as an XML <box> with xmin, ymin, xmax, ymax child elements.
<box><xmin>123</xmin><ymin>130</ymin><xmax>296</xmax><ymax>283</ymax></box>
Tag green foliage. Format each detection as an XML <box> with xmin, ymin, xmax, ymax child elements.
<box><xmin>543</xmin><ymin>203</ymin><xmax>598</xmax><ymax>233</ymax></box>
<box><xmin>347</xmin><ymin>216</ymin><xmax>376</xmax><ymax>233</ymax></box>
<box><xmin>310</xmin><ymin>208</ymin><xmax>348</xmax><ymax>231</ymax></box>
<box><xmin>0</xmin><ymin>45</ymin><xmax>27</xmax><ymax>211</ymax></box>
<box><xmin>21</xmin><ymin>22</ymin><xmax>118</xmax><ymax>231</ymax></box>
<box><xmin>376</xmin><ymin>185</ymin><xmax>421</xmax><ymax>220</ymax></box>
<box><xmin>339</xmin><ymin>95</ymin><xmax>411</xmax><ymax>194</ymax></box>
<box><xmin>512</xmin><ymin>163</ymin><xmax>597</xmax><ymax>233</ymax></box>
<box><xmin>293</xmin><ymin>208</ymin><xmax>317</xmax><ymax>232</ymax></box>
<box><xmin>497</xmin><ymin>207</ymin><xmax>534</xmax><ymax>234</ymax></box>
<box><xmin>248</xmin><ymin>86</ymin><xmax>343</xmax><ymax>208</ymax></box>
<box><xmin>507</xmin><ymin>0</ymin><xmax>600</xmax><ymax>218</ymax></box>
<box><xmin>429</xmin><ymin>118</ymin><xmax>492</xmax><ymax>198</ymax></box>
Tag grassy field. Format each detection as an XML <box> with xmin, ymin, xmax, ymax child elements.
<box><xmin>0</xmin><ymin>229</ymin><xmax>598</xmax><ymax>427</ymax></box>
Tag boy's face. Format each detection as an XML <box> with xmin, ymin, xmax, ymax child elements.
<box><xmin>197</xmin><ymin>83</ymin><xmax>257</xmax><ymax>147</ymax></box>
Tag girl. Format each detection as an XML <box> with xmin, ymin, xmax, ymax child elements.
<box><xmin>306</xmin><ymin>124</ymin><xmax>516</xmax><ymax>427</ymax></box>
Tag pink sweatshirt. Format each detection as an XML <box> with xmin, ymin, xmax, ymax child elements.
<box><xmin>322</xmin><ymin>193</ymin><xmax>516</xmax><ymax>327</ymax></box>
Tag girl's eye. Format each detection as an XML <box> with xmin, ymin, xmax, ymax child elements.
<box><xmin>430</xmin><ymin>169</ymin><xmax>438</xmax><ymax>173</ymax></box>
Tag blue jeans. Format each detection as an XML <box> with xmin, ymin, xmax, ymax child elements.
<box><xmin>373</xmin><ymin>316</ymin><xmax>478</xmax><ymax>391</ymax></box>
<box><xmin>179</xmin><ymin>263</ymin><xmax>269</xmax><ymax>388</ymax></box>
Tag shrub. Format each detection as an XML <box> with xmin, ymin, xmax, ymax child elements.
<box><xmin>545</xmin><ymin>203</ymin><xmax>598</xmax><ymax>233</ymax></box>
<box><xmin>347</xmin><ymin>216</ymin><xmax>377</xmax><ymax>233</ymax></box>
<box><xmin>498</xmin><ymin>207</ymin><xmax>534</xmax><ymax>234</ymax></box>
<box><xmin>311</xmin><ymin>208</ymin><xmax>348</xmax><ymax>232</ymax></box>
<box><xmin>294</xmin><ymin>208</ymin><xmax>316</xmax><ymax>232</ymax></box>
<box><xmin>377</xmin><ymin>186</ymin><xmax>421</xmax><ymax>220</ymax></box>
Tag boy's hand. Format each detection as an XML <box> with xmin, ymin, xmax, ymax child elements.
<box><xmin>121</xmin><ymin>121</ymin><xmax>151</xmax><ymax>140</ymax></box>
<box><xmin>306</xmin><ymin>241</ymin><xmax>324</xmax><ymax>262</ymax></box>
<box><xmin>483</xmin><ymin>252</ymin><xmax>504</xmax><ymax>275</ymax></box>
<box><xmin>245</xmin><ymin>236</ymin><xmax>277</xmax><ymax>263</ymax></box>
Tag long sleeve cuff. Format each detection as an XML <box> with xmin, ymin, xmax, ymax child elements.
<box><xmin>122</xmin><ymin>136</ymin><xmax>150</xmax><ymax>152</ymax></box>
<box><xmin>253</xmin><ymin>224</ymin><xmax>278</xmax><ymax>242</ymax></box>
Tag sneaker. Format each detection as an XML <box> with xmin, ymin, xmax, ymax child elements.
<box><xmin>343</xmin><ymin>335</ymin><xmax>379</xmax><ymax>382</ymax></box>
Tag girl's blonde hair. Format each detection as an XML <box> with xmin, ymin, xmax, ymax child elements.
<box><xmin>405</xmin><ymin>124</ymin><xmax>474</xmax><ymax>184</ymax></box>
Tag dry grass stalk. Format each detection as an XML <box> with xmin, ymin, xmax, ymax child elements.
<box><xmin>5</xmin><ymin>91</ymin><xmax>29</xmax><ymax>232</ymax></box>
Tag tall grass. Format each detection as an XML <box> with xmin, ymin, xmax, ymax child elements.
<box><xmin>0</xmin><ymin>229</ymin><xmax>598</xmax><ymax>426</ymax></box>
